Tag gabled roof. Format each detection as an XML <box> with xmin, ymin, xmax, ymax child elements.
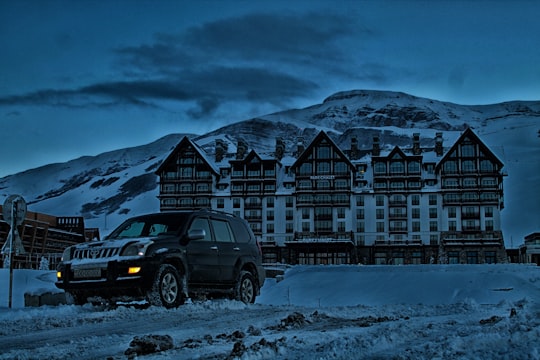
<box><xmin>156</xmin><ymin>136</ymin><xmax>220</xmax><ymax>175</ymax></box>
<box><xmin>435</xmin><ymin>128</ymin><xmax>504</xmax><ymax>171</ymax></box>
<box><xmin>291</xmin><ymin>131</ymin><xmax>356</xmax><ymax>170</ymax></box>
<box><xmin>230</xmin><ymin>149</ymin><xmax>281</xmax><ymax>165</ymax></box>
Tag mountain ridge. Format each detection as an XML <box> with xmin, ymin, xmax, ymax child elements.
<box><xmin>1</xmin><ymin>89</ymin><xmax>538</xmax><ymax>244</ymax></box>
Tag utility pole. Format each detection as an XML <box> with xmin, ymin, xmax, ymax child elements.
<box><xmin>2</xmin><ymin>195</ymin><xmax>26</xmax><ymax>308</ymax></box>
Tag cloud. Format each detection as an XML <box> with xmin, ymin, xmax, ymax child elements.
<box><xmin>0</xmin><ymin>11</ymin><xmax>365</xmax><ymax>119</ymax></box>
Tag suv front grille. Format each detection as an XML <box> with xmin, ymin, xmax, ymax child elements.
<box><xmin>73</xmin><ymin>247</ymin><xmax>120</xmax><ymax>260</ymax></box>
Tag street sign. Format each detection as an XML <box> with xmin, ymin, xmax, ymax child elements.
<box><xmin>2</xmin><ymin>194</ymin><xmax>27</xmax><ymax>226</ymax></box>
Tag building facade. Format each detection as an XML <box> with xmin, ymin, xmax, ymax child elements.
<box><xmin>156</xmin><ymin>128</ymin><xmax>507</xmax><ymax>265</ymax></box>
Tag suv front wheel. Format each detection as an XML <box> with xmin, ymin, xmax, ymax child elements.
<box><xmin>147</xmin><ymin>264</ymin><xmax>186</xmax><ymax>308</ymax></box>
<box><xmin>235</xmin><ymin>271</ymin><xmax>257</xmax><ymax>304</ymax></box>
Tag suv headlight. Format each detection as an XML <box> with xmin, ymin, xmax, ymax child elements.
<box><xmin>121</xmin><ymin>241</ymin><xmax>152</xmax><ymax>257</ymax></box>
<box><xmin>61</xmin><ymin>246</ymin><xmax>73</xmax><ymax>262</ymax></box>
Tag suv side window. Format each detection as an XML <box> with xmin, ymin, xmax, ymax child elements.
<box><xmin>211</xmin><ymin>219</ymin><xmax>235</xmax><ymax>242</ymax></box>
<box><xmin>189</xmin><ymin>217</ymin><xmax>213</xmax><ymax>241</ymax></box>
<box><xmin>230</xmin><ymin>219</ymin><xmax>252</xmax><ymax>243</ymax></box>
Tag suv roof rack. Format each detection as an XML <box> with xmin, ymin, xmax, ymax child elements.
<box><xmin>198</xmin><ymin>208</ymin><xmax>238</xmax><ymax>218</ymax></box>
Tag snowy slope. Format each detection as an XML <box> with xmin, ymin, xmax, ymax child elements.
<box><xmin>0</xmin><ymin>89</ymin><xmax>538</xmax><ymax>244</ymax></box>
<box><xmin>0</xmin><ymin>264</ymin><xmax>538</xmax><ymax>359</ymax></box>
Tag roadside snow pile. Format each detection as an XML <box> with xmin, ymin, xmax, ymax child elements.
<box><xmin>257</xmin><ymin>264</ymin><xmax>540</xmax><ymax>306</ymax></box>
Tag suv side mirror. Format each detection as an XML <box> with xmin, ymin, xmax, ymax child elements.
<box><xmin>187</xmin><ymin>229</ymin><xmax>206</xmax><ymax>241</ymax></box>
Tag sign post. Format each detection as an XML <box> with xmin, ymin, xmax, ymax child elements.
<box><xmin>2</xmin><ymin>195</ymin><xmax>27</xmax><ymax>308</ymax></box>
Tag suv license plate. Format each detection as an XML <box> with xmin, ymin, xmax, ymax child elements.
<box><xmin>73</xmin><ymin>268</ymin><xmax>101</xmax><ymax>279</ymax></box>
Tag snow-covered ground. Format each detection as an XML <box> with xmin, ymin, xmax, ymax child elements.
<box><xmin>0</xmin><ymin>264</ymin><xmax>539</xmax><ymax>359</ymax></box>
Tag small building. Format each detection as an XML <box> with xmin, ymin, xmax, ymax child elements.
<box><xmin>519</xmin><ymin>232</ymin><xmax>540</xmax><ymax>265</ymax></box>
<box><xmin>0</xmin><ymin>206</ymin><xmax>99</xmax><ymax>269</ymax></box>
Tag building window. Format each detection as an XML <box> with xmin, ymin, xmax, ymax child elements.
<box><xmin>412</xmin><ymin>208</ymin><xmax>420</xmax><ymax>219</ymax></box>
<box><xmin>485</xmin><ymin>251</ymin><xmax>496</xmax><ymax>264</ymax></box>
<box><xmin>302</xmin><ymin>222</ymin><xmax>310</xmax><ymax>232</ymax></box>
<box><xmin>480</xmin><ymin>160</ymin><xmax>495</xmax><ymax>172</ymax></box>
<box><xmin>390</xmin><ymin>161</ymin><xmax>404</xmax><ymax>174</ymax></box>
<box><xmin>317</xmin><ymin>146</ymin><xmax>331</xmax><ymax>159</ymax></box>
<box><xmin>429</xmin><ymin>194</ymin><xmax>437</xmax><ymax>205</ymax></box>
<box><xmin>376</xmin><ymin>209</ymin><xmax>385</xmax><ymax>219</ymax></box>
<box><xmin>485</xmin><ymin>220</ymin><xmax>494</xmax><ymax>231</ymax></box>
<box><xmin>462</xmin><ymin>160</ymin><xmax>476</xmax><ymax>173</ymax></box>
<box><xmin>356</xmin><ymin>195</ymin><xmax>364</xmax><ymax>206</ymax></box>
<box><xmin>286</xmin><ymin>197</ymin><xmax>294</xmax><ymax>207</ymax></box>
<box><xmin>408</xmin><ymin>161</ymin><xmax>421</xmax><ymax>174</ymax></box>
<box><xmin>448</xmin><ymin>207</ymin><xmax>456</xmax><ymax>218</ymax></box>
<box><xmin>299</xmin><ymin>180</ymin><xmax>311</xmax><ymax>189</ymax></box>
<box><xmin>429</xmin><ymin>221</ymin><xmax>438</xmax><ymax>231</ymax></box>
<box><xmin>337</xmin><ymin>222</ymin><xmax>345</xmax><ymax>232</ymax></box>
<box><xmin>390</xmin><ymin>181</ymin><xmax>405</xmax><ymax>190</ymax></box>
<box><xmin>286</xmin><ymin>222</ymin><xmax>294</xmax><ymax>233</ymax></box>
<box><xmin>466</xmin><ymin>251</ymin><xmax>478</xmax><ymax>264</ymax></box>
<box><xmin>317</xmin><ymin>162</ymin><xmax>331</xmax><ymax>174</ymax></box>
<box><xmin>299</xmin><ymin>163</ymin><xmax>312</xmax><ymax>176</ymax></box>
<box><xmin>461</xmin><ymin>144</ymin><xmax>475</xmax><ymax>157</ymax></box>
<box><xmin>448</xmin><ymin>251</ymin><xmax>460</xmax><ymax>264</ymax></box>
<box><xmin>430</xmin><ymin>234</ymin><xmax>438</xmax><ymax>245</ymax></box>
<box><xmin>337</xmin><ymin>208</ymin><xmax>346</xmax><ymax>219</ymax></box>
<box><xmin>335</xmin><ymin>179</ymin><xmax>349</xmax><ymax>190</ymax></box>
<box><xmin>485</xmin><ymin>207</ymin><xmax>493</xmax><ymax>217</ymax></box>
<box><xmin>356</xmin><ymin>209</ymin><xmax>365</xmax><ymax>219</ymax></box>
<box><xmin>302</xmin><ymin>208</ymin><xmax>310</xmax><ymax>220</ymax></box>
<box><xmin>429</xmin><ymin>208</ymin><xmax>437</xmax><ymax>219</ymax></box>
<box><xmin>317</xmin><ymin>180</ymin><xmax>331</xmax><ymax>190</ymax></box>
<box><xmin>449</xmin><ymin>221</ymin><xmax>457</xmax><ymax>231</ymax></box>
<box><xmin>481</xmin><ymin>177</ymin><xmax>497</xmax><ymax>187</ymax></box>
<box><xmin>217</xmin><ymin>198</ymin><xmax>224</xmax><ymax>209</ymax></box>
<box><xmin>266</xmin><ymin>210</ymin><xmax>274</xmax><ymax>221</ymax></box>
<box><xmin>335</xmin><ymin>162</ymin><xmax>348</xmax><ymax>175</ymax></box>
<box><xmin>376</xmin><ymin>222</ymin><xmax>385</xmax><ymax>232</ymax></box>
<box><xmin>412</xmin><ymin>221</ymin><xmax>420</xmax><ymax>232</ymax></box>
<box><xmin>266</xmin><ymin>223</ymin><xmax>274</xmax><ymax>234</ymax></box>
<box><xmin>286</xmin><ymin>209</ymin><xmax>294</xmax><ymax>220</ymax></box>
<box><xmin>233</xmin><ymin>198</ymin><xmax>241</xmax><ymax>208</ymax></box>
<box><xmin>412</xmin><ymin>195</ymin><xmax>420</xmax><ymax>206</ymax></box>
<box><xmin>443</xmin><ymin>161</ymin><xmax>458</xmax><ymax>174</ymax></box>
<box><xmin>357</xmin><ymin>221</ymin><xmax>365</xmax><ymax>232</ymax></box>
<box><xmin>374</xmin><ymin>162</ymin><xmax>387</xmax><ymax>174</ymax></box>
<box><xmin>463</xmin><ymin>178</ymin><xmax>477</xmax><ymax>188</ymax></box>
<box><xmin>376</xmin><ymin>195</ymin><xmax>385</xmax><ymax>206</ymax></box>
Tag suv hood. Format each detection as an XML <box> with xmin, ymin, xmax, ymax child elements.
<box><xmin>67</xmin><ymin>237</ymin><xmax>154</xmax><ymax>265</ymax></box>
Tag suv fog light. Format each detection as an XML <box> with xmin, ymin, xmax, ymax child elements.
<box><xmin>57</xmin><ymin>271</ymin><xmax>62</xmax><ymax>279</ymax></box>
<box><xmin>128</xmin><ymin>267</ymin><xmax>141</xmax><ymax>274</ymax></box>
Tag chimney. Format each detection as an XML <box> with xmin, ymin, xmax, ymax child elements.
<box><xmin>236</xmin><ymin>138</ymin><xmax>248</xmax><ymax>160</ymax></box>
<box><xmin>275</xmin><ymin>137</ymin><xmax>285</xmax><ymax>160</ymax></box>
<box><xmin>296</xmin><ymin>137</ymin><xmax>305</xmax><ymax>157</ymax></box>
<box><xmin>215</xmin><ymin>139</ymin><xmax>227</xmax><ymax>162</ymax></box>
<box><xmin>412</xmin><ymin>133</ymin><xmax>421</xmax><ymax>155</ymax></box>
<box><xmin>350</xmin><ymin>136</ymin><xmax>359</xmax><ymax>160</ymax></box>
<box><xmin>372</xmin><ymin>136</ymin><xmax>380</xmax><ymax>156</ymax></box>
<box><xmin>435</xmin><ymin>132</ymin><xmax>443</xmax><ymax>156</ymax></box>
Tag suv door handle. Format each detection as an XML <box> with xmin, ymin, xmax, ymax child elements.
<box><xmin>210</xmin><ymin>246</ymin><xmax>218</xmax><ymax>251</ymax></box>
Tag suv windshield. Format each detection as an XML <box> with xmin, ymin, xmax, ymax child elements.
<box><xmin>107</xmin><ymin>213</ymin><xmax>190</xmax><ymax>239</ymax></box>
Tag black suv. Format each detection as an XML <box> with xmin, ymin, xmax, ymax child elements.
<box><xmin>56</xmin><ymin>210</ymin><xmax>265</xmax><ymax>307</ymax></box>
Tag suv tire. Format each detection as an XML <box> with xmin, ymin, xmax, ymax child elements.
<box><xmin>235</xmin><ymin>271</ymin><xmax>257</xmax><ymax>304</ymax></box>
<box><xmin>147</xmin><ymin>264</ymin><xmax>186</xmax><ymax>308</ymax></box>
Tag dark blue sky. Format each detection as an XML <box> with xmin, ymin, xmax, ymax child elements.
<box><xmin>1</xmin><ymin>0</ymin><xmax>539</xmax><ymax>177</ymax></box>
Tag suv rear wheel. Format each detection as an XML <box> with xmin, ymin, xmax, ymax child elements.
<box><xmin>235</xmin><ymin>271</ymin><xmax>257</xmax><ymax>304</ymax></box>
<box><xmin>147</xmin><ymin>264</ymin><xmax>186</xmax><ymax>308</ymax></box>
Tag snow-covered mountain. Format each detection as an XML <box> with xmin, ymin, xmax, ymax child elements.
<box><xmin>1</xmin><ymin>90</ymin><xmax>538</xmax><ymax>245</ymax></box>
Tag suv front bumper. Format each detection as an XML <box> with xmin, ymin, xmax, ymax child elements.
<box><xmin>56</xmin><ymin>259</ymin><xmax>159</xmax><ymax>295</ymax></box>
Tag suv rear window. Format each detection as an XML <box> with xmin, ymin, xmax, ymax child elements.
<box><xmin>211</xmin><ymin>219</ymin><xmax>235</xmax><ymax>242</ymax></box>
<box><xmin>229</xmin><ymin>219</ymin><xmax>253</xmax><ymax>243</ymax></box>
